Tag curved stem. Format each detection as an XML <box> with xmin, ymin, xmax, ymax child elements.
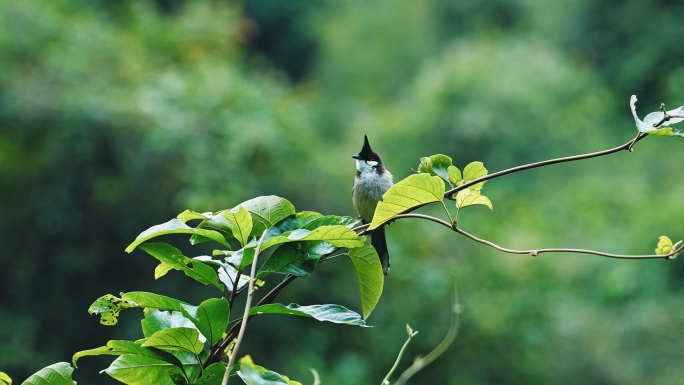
<box><xmin>444</xmin><ymin>133</ymin><xmax>647</xmax><ymax>198</ymax></box>
<box><xmin>453</xmin><ymin>226</ymin><xmax>681</xmax><ymax>259</ymax></box>
<box><xmin>383</xmin><ymin>213</ymin><xmax>682</xmax><ymax>260</ymax></box>
<box><xmin>382</xmin><ymin>325</ymin><xmax>418</xmax><ymax>385</ymax></box>
<box><xmin>222</xmin><ymin>230</ymin><xmax>268</xmax><ymax>385</ymax></box>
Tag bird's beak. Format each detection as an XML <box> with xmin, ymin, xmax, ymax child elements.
<box><xmin>352</xmin><ymin>155</ymin><xmax>362</xmax><ymax>160</ymax></box>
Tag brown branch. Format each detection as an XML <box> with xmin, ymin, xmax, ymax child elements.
<box><xmin>387</xmin><ymin>214</ymin><xmax>681</xmax><ymax>260</ymax></box>
<box><xmin>444</xmin><ymin>133</ymin><xmax>648</xmax><ymax>199</ymax></box>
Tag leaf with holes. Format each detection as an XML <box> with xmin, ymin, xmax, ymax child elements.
<box><xmin>88</xmin><ymin>294</ymin><xmax>137</xmax><ymax>326</ymax></box>
<box><xmin>73</xmin><ymin>340</ymin><xmax>182</xmax><ymax>369</ymax></box>
<box><xmin>180</xmin><ymin>298</ymin><xmax>229</xmax><ymax>345</ymax></box>
<box><xmin>249</xmin><ymin>304</ymin><xmax>366</xmax><ymax>326</ymax></box>
<box><xmin>630</xmin><ymin>95</ymin><xmax>684</xmax><ymax>138</ymax></box>
<box><xmin>348</xmin><ymin>243</ymin><xmax>384</xmax><ymax>320</ymax></box>
<box><xmin>21</xmin><ymin>363</ymin><xmax>76</xmax><ymax>385</ymax></box>
<box><xmin>223</xmin><ymin>206</ymin><xmax>253</xmax><ymax>247</ymax></box>
<box><xmin>369</xmin><ymin>174</ymin><xmax>445</xmax><ymax>230</ymax></box>
<box><xmin>238</xmin><ymin>196</ymin><xmax>296</xmax><ymax>237</ymax></box>
<box><xmin>125</xmin><ymin>218</ymin><xmax>229</xmax><ymax>253</ymax></box>
<box><xmin>139</xmin><ymin>243</ymin><xmax>222</xmax><ymax>290</ymax></box>
<box><xmin>142</xmin><ymin>328</ymin><xmax>204</xmax><ymax>355</ymax></box>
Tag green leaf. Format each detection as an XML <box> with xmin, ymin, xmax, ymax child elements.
<box><xmin>141</xmin><ymin>309</ymin><xmax>202</xmax><ymax>340</ymax></box>
<box><xmin>126</xmin><ymin>219</ymin><xmax>229</xmax><ymax>253</ymax></box>
<box><xmin>237</xmin><ymin>356</ymin><xmax>289</xmax><ymax>385</ymax></box>
<box><xmin>239</xmin><ymin>196</ymin><xmax>296</xmax><ymax>237</ymax></box>
<box><xmin>21</xmin><ymin>362</ymin><xmax>76</xmax><ymax>385</ymax></box>
<box><xmin>139</xmin><ymin>243</ymin><xmax>223</xmax><ymax>290</ymax></box>
<box><xmin>0</xmin><ymin>372</ymin><xmax>10</xmax><ymax>385</ymax></box>
<box><xmin>455</xmin><ymin>189</ymin><xmax>493</xmax><ymax>211</ymax></box>
<box><xmin>73</xmin><ymin>340</ymin><xmax>182</xmax><ymax>369</ymax></box>
<box><xmin>104</xmin><ymin>351</ymin><xmax>204</xmax><ymax>385</ymax></box>
<box><xmin>447</xmin><ymin>165</ymin><xmax>462</xmax><ymax>186</ymax></box>
<box><xmin>88</xmin><ymin>292</ymin><xmax>187</xmax><ymax>326</ymax></box>
<box><xmin>461</xmin><ymin>161</ymin><xmax>487</xmax><ymax>190</ymax></box>
<box><xmin>418</xmin><ymin>157</ymin><xmax>434</xmax><ymax>174</ymax></box>
<box><xmin>194</xmin><ymin>363</ymin><xmax>226</xmax><ymax>385</ymax></box>
<box><xmin>142</xmin><ymin>328</ymin><xmax>204</xmax><ymax>355</ymax></box>
<box><xmin>121</xmin><ymin>292</ymin><xmax>186</xmax><ymax>311</ymax></box>
<box><xmin>348</xmin><ymin>243</ymin><xmax>384</xmax><ymax>320</ymax></box>
<box><xmin>260</xmin><ymin>226</ymin><xmax>364</xmax><ymax>250</ymax></box>
<box><xmin>630</xmin><ymin>95</ymin><xmax>684</xmax><ymax>138</ymax></box>
<box><xmin>180</xmin><ymin>298</ymin><xmax>229</xmax><ymax>345</ymax></box>
<box><xmin>257</xmin><ymin>241</ymin><xmax>335</xmax><ymax>278</ymax></box>
<box><xmin>249</xmin><ymin>304</ymin><xmax>366</xmax><ymax>326</ymax></box>
<box><xmin>176</xmin><ymin>210</ymin><xmax>207</xmax><ymax>223</ymax></box>
<box><xmin>88</xmin><ymin>294</ymin><xmax>137</xmax><ymax>326</ymax></box>
<box><xmin>368</xmin><ymin>174</ymin><xmax>446</xmax><ymax>230</ymax></box>
<box><xmin>190</xmin><ymin>212</ymin><xmax>235</xmax><ymax>245</ymax></box>
<box><xmin>213</xmin><ymin>245</ymin><xmax>257</xmax><ymax>270</ymax></box>
<box><xmin>223</xmin><ymin>206</ymin><xmax>253</xmax><ymax>247</ymax></box>
<box><xmin>300</xmin><ymin>215</ymin><xmax>360</xmax><ymax>230</ymax></box>
<box><xmin>429</xmin><ymin>154</ymin><xmax>453</xmax><ymax>182</ymax></box>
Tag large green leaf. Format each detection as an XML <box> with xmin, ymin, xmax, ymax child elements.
<box><xmin>194</xmin><ymin>363</ymin><xmax>226</xmax><ymax>385</ymax></box>
<box><xmin>139</xmin><ymin>243</ymin><xmax>223</xmax><ymax>290</ymax></box>
<box><xmin>347</xmin><ymin>243</ymin><xmax>384</xmax><ymax>320</ymax></box>
<box><xmin>238</xmin><ymin>196</ymin><xmax>296</xmax><ymax>236</ymax></box>
<box><xmin>223</xmin><ymin>206</ymin><xmax>253</xmax><ymax>247</ymax></box>
<box><xmin>121</xmin><ymin>292</ymin><xmax>186</xmax><ymax>311</ymax></box>
<box><xmin>73</xmin><ymin>340</ymin><xmax>182</xmax><ymax>369</ymax></box>
<box><xmin>141</xmin><ymin>309</ymin><xmax>202</xmax><ymax>340</ymax></box>
<box><xmin>142</xmin><ymin>328</ymin><xmax>204</xmax><ymax>355</ymax></box>
<box><xmin>630</xmin><ymin>95</ymin><xmax>684</xmax><ymax>138</ymax></box>
<box><xmin>125</xmin><ymin>219</ymin><xmax>229</xmax><ymax>253</ymax></box>
<box><xmin>261</xmin><ymin>225</ymin><xmax>364</xmax><ymax>250</ymax></box>
<box><xmin>21</xmin><ymin>363</ymin><xmax>76</xmax><ymax>385</ymax></box>
<box><xmin>104</xmin><ymin>351</ymin><xmax>204</xmax><ymax>385</ymax></box>
<box><xmin>0</xmin><ymin>372</ymin><xmax>10</xmax><ymax>385</ymax></box>
<box><xmin>180</xmin><ymin>298</ymin><xmax>229</xmax><ymax>345</ymax></box>
<box><xmin>187</xmin><ymin>211</ymin><xmax>235</xmax><ymax>245</ymax></box>
<box><xmin>368</xmin><ymin>174</ymin><xmax>446</xmax><ymax>230</ymax></box>
<box><xmin>249</xmin><ymin>304</ymin><xmax>366</xmax><ymax>326</ymax></box>
<box><xmin>257</xmin><ymin>241</ymin><xmax>335</xmax><ymax>278</ymax></box>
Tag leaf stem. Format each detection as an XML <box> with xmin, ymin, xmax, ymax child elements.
<box><xmin>444</xmin><ymin>133</ymin><xmax>647</xmax><ymax>199</ymax></box>
<box><xmin>222</xmin><ymin>230</ymin><xmax>268</xmax><ymax>385</ymax></box>
<box><xmin>440</xmin><ymin>201</ymin><xmax>454</xmax><ymax>224</ymax></box>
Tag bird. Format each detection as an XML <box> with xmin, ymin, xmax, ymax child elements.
<box><xmin>352</xmin><ymin>135</ymin><xmax>394</xmax><ymax>275</ymax></box>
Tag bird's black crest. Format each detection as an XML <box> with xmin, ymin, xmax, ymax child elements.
<box><xmin>358</xmin><ymin>135</ymin><xmax>376</xmax><ymax>160</ymax></box>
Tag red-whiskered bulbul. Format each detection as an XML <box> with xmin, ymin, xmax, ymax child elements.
<box><xmin>352</xmin><ymin>135</ymin><xmax>394</xmax><ymax>275</ymax></box>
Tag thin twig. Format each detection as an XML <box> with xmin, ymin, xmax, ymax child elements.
<box><xmin>382</xmin><ymin>325</ymin><xmax>418</xmax><ymax>385</ymax></box>
<box><xmin>386</xmin><ymin>214</ymin><xmax>682</xmax><ymax>260</ymax></box>
<box><xmin>221</xmin><ymin>230</ymin><xmax>268</xmax><ymax>385</ymax></box>
<box><xmin>453</xmin><ymin>226</ymin><xmax>682</xmax><ymax>259</ymax></box>
<box><xmin>444</xmin><ymin>134</ymin><xmax>647</xmax><ymax>198</ymax></box>
<box><xmin>228</xmin><ymin>268</ymin><xmax>243</xmax><ymax>311</ymax></box>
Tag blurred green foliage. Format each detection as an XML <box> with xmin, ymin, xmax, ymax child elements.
<box><xmin>2</xmin><ymin>0</ymin><xmax>684</xmax><ymax>383</ymax></box>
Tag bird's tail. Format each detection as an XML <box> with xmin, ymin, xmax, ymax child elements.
<box><xmin>371</xmin><ymin>226</ymin><xmax>390</xmax><ymax>275</ymax></box>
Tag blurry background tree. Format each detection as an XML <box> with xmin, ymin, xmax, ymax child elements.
<box><xmin>2</xmin><ymin>0</ymin><xmax>684</xmax><ymax>383</ymax></box>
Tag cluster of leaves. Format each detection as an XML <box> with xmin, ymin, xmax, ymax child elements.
<box><xmin>12</xmin><ymin>196</ymin><xmax>387</xmax><ymax>385</ymax></box>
